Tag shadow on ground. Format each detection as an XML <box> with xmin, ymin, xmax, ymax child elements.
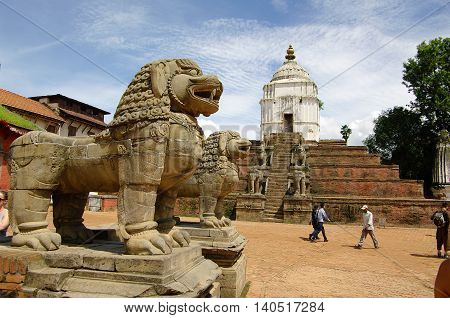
<box><xmin>410</xmin><ymin>253</ymin><xmax>439</xmax><ymax>259</ymax></box>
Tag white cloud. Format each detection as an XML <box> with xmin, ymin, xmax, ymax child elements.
<box><xmin>2</xmin><ymin>0</ymin><xmax>448</xmax><ymax>146</ymax></box>
<box><xmin>198</xmin><ymin>118</ymin><xmax>220</xmax><ymax>137</ymax></box>
<box><xmin>271</xmin><ymin>0</ymin><xmax>289</xmax><ymax>13</ymax></box>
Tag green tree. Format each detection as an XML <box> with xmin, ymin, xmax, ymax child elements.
<box><xmin>364</xmin><ymin>37</ymin><xmax>449</xmax><ymax>193</ymax></box>
<box><xmin>364</xmin><ymin>107</ymin><xmax>423</xmax><ymax>179</ymax></box>
<box><xmin>403</xmin><ymin>37</ymin><xmax>450</xmax><ymax>134</ymax></box>
<box><xmin>340</xmin><ymin>124</ymin><xmax>352</xmax><ymax>143</ymax></box>
<box><xmin>318</xmin><ymin>99</ymin><xmax>324</xmax><ymax>110</ymax></box>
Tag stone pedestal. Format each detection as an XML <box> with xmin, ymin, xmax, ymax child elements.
<box><xmin>0</xmin><ymin>242</ymin><xmax>221</xmax><ymax>298</ymax></box>
<box><xmin>235</xmin><ymin>193</ymin><xmax>266</xmax><ymax>222</ymax></box>
<box><xmin>176</xmin><ymin>222</ymin><xmax>247</xmax><ymax>298</ymax></box>
<box><xmin>283</xmin><ymin>196</ymin><xmax>313</xmax><ymax>223</ymax></box>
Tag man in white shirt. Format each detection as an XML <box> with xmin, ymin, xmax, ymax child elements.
<box><xmin>356</xmin><ymin>205</ymin><xmax>379</xmax><ymax>248</ymax></box>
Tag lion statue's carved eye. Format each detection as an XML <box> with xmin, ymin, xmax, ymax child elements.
<box><xmin>189</xmin><ymin>69</ymin><xmax>199</xmax><ymax>76</ymax></box>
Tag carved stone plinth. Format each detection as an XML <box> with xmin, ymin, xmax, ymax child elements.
<box><xmin>175</xmin><ymin>222</ymin><xmax>247</xmax><ymax>298</ymax></box>
<box><xmin>0</xmin><ymin>243</ymin><xmax>221</xmax><ymax>298</ymax></box>
<box><xmin>283</xmin><ymin>196</ymin><xmax>313</xmax><ymax>223</ymax></box>
<box><xmin>235</xmin><ymin>193</ymin><xmax>266</xmax><ymax>222</ymax></box>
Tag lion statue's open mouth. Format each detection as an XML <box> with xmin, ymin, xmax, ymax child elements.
<box><xmin>169</xmin><ymin>72</ymin><xmax>223</xmax><ymax>117</ymax></box>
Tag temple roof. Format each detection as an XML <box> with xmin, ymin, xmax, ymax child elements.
<box><xmin>271</xmin><ymin>45</ymin><xmax>312</xmax><ymax>82</ymax></box>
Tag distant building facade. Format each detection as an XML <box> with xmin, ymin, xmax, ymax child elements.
<box><xmin>30</xmin><ymin>94</ymin><xmax>109</xmax><ymax>136</ymax></box>
<box><xmin>260</xmin><ymin>45</ymin><xmax>320</xmax><ymax>142</ymax></box>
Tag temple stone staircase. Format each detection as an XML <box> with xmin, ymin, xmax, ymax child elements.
<box><xmin>262</xmin><ymin>133</ymin><xmax>302</xmax><ymax>222</ymax></box>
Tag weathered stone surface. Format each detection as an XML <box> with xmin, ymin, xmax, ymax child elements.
<box><xmin>24</xmin><ymin>267</ymin><xmax>74</xmax><ymax>291</ymax></box>
<box><xmin>432</xmin><ymin>130</ymin><xmax>449</xmax><ymax>200</ymax></box>
<box><xmin>8</xmin><ymin>58</ymin><xmax>223</xmax><ymax>255</ymax></box>
<box><xmin>209</xmin><ymin>282</ymin><xmax>221</xmax><ymax>298</ymax></box>
<box><xmin>176</xmin><ymin>222</ymin><xmax>246</xmax><ymax>250</ymax></box>
<box><xmin>175</xmin><ymin>222</ymin><xmax>247</xmax><ymax>298</ymax></box>
<box><xmin>43</xmin><ymin>250</ymin><xmax>84</xmax><ymax>269</ymax></box>
<box><xmin>11</xmin><ymin>242</ymin><xmax>222</xmax><ymax>298</ymax></box>
<box><xmin>177</xmin><ymin>131</ymin><xmax>251</xmax><ymax>228</ymax></box>
<box><xmin>310</xmin><ymin>178</ymin><xmax>424</xmax><ymax>198</ymax></box>
<box><xmin>82</xmin><ymin>252</ymin><xmax>116</xmax><ymax>272</ymax></box>
<box><xmin>235</xmin><ymin>194</ymin><xmax>265</xmax><ymax>222</ymax></box>
<box><xmin>36</xmin><ymin>289</ymin><xmax>63</xmax><ymax>298</ymax></box>
<box><xmin>61</xmin><ymin>277</ymin><xmax>153</xmax><ymax>297</ymax></box>
<box><xmin>219</xmin><ymin>254</ymin><xmax>247</xmax><ymax>298</ymax></box>
<box><xmin>115</xmin><ymin>245</ymin><xmax>202</xmax><ymax>274</ymax></box>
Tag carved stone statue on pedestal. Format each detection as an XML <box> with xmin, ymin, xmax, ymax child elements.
<box><xmin>257</xmin><ymin>144</ymin><xmax>267</xmax><ymax>167</ymax></box>
<box><xmin>8</xmin><ymin>58</ymin><xmax>223</xmax><ymax>255</ymax></box>
<box><xmin>177</xmin><ymin>131</ymin><xmax>251</xmax><ymax>228</ymax></box>
<box><xmin>290</xmin><ymin>144</ymin><xmax>306</xmax><ymax>167</ymax></box>
<box><xmin>432</xmin><ymin>129</ymin><xmax>450</xmax><ymax>199</ymax></box>
<box><xmin>247</xmin><ymin>167</ymin><xmax>260</xmax><ymax>194</ymax></box>
<box><xmin>292</xmin><ymin>169</ymin><xmax>307</xmax><ymax>196</ymax></box>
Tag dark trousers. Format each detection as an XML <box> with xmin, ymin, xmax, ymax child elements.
<box><xmin>311</xmin><ymin>222</ymin><xmax>327</xmax><ymax>241</ymax></box>
<box><xmin>436</xmin><ymin>227</ymin><xmax>448</xmax><ymax>251</ymax></box>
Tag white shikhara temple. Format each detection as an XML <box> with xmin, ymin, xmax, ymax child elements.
<box><xmin>260</xmin><ymin>45</ymin><xmax>320</xmax><ymax>142</ymax></box>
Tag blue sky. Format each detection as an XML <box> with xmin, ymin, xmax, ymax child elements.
<box><xmin>0</xmin><ymin>0</ymin><xmax>449</xmax><ymax>144</ymax></box>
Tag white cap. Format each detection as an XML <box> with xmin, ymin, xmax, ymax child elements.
<box><xmin>361</xmin><ymin>205</ymin><xmax>368</xmax><ymax>210</ymax></box>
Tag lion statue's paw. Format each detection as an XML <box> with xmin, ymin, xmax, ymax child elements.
<box><xmin>162</xmin><ymin>229</ymin><xmax>191</xmax><ymax>248</ymax></box>
<box><xmin>125</xmin><ymin>230</ymin><xmax>172</xmax><ymax>255</ymax></box>
<box><xmin>201</xmin><ymin>216</ymin><xmax>223</xmax><ymax>228</ymax></box>
<box><xmin>219</xmin><ymin>217</ymin><xmax>232</xmax><ymax>227</ymax></box>
<box><xmin>11</xmin><ymin>229</ymin><xmax>61</xmax><ymax>251</ymax></box>
<box><xmin>57</xmin><ymin>224</ymin><xmax>94</xmax><ymax>244</ymax></box>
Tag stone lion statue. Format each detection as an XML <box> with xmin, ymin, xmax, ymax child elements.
<box><xmin>8</xmin><ymin>58</ymin><xmax>223</xmax><ymax>255</ymax></box>
<box><xmin>177</xmin><ymin>131</ymin><xmax>251</xmax><ymax>228</ymax></box>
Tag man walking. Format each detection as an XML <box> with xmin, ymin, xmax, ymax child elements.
<box><xmin>356</xmin><ymin>205</ymin><xmax>379</xmax><ymax>249</ymax></box>
<box><xmin>309</xmin><ymin>205</ymin><xmax>319</xmax><ymax>240</ymax></box>
<box><xmin>431</xmin><ymin>202</ymin><xmax>448</xmax><ymax>258</ymax></box>
<box><xmin>310</xmin><ymin>203</ymin><xmax>330</xmax><ymax>242</ymax></box>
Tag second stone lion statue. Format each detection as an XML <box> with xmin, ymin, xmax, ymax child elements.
<box><xmin>8</xmin><ymin>58</ymin><xmax>223</xmax><ymax>255</ymax></box>
<box><xmin>177</xmin><ymin>131</ymin><xmax>251</xmax><ymax>228</ymax></box>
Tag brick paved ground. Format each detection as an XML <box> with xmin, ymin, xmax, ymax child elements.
<box><xmin>60</xmin><ymin>212</ymin><xmax>443</xmax><ymax>297</ymax></box>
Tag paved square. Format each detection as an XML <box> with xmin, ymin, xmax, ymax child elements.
<box><xmin>77</xmin><ymin>212</ymin><xmax>442</xmax><ymax>298</ymax></box>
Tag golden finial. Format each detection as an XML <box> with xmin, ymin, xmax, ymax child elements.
<box><xmin>285</xmin><ymin>44</ymin><xmax>295</xmax><ymax>61</ymax></box>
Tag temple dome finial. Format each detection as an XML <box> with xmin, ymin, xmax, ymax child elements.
<box><xmin>285</xmin><ymin>44</ymin><xmax>296</xmax><ymax>61</ymax></box>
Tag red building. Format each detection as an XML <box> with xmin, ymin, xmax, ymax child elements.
<box><xmin>0</xmin><ymin>105</ymin><xmax>42</xmax><ymax>190</ymax></box>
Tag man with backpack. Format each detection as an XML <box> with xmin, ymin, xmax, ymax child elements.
<box><xmin>310</xmin><ymin>203</ymin><xmax>331</xmax><ymax>242</ymax></box>
<box><xmin>431</xmin><ymin>202</ymin><xmax>448</xmax><ymax>259</ymax></box>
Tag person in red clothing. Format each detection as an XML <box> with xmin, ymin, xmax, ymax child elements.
<box><xmin>435</xmin><ymin>259</ymin><xmax>450</xmax><ymax>297</ymax></box>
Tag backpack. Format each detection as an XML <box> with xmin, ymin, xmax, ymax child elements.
<box><xmin>433</xmin><ymin>212</ymin><xmax>445</xmax><ymax>228</ymax></box>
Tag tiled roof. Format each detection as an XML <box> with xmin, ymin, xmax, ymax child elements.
<box><xmin>0</xmin><ymin>88</ymin><xmax>64</xmax><ymax>122</ymax></box>
<box><xmin>59</xmin><ymin>108</ymin><xmax>107</xmax><ymax>127</ymax></box>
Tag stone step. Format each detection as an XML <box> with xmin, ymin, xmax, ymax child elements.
<box><xmin>311</xmin><ymin>179</ymin><xmax>424</xmax><ymax>198</ymax></box>
<box><xmin>310</xmin><ymin>165</ymin><xmax>400</xmax><ymax>180</ymax></box>
<box><xmin>308</xmin><ymin>154</ymin><xmax>380</xmax><ymax>165</ymax></box>
<box><xmin>261</xmin><ymin>218</ymin><xmax>284</xmax><ymax>223</ymax></box>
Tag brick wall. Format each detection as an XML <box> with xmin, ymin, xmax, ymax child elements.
<box><xmin>0</xmin><ymin>246</ymin><xmax>44</xmax><ymax>297</ymax></box>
